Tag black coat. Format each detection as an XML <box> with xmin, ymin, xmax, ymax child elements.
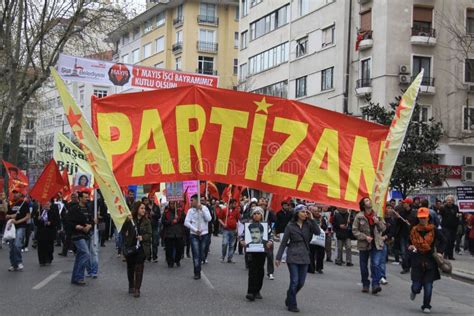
<box><xmin>33</xmin><ymin>206</ymin><xmax>60</xmax><ymax>241</ymax></box>
<box><xmin>409</xmin><ymin>227</ymin><xmax>446</xmax><ymax>284</ymax></box>
<box><xmin>275</xmin><ymin>210</ymin><xmax>292</xmax><ymax>235</ymax></box>
<box><xmin>161</xmin><ymin>208</ymin><xmax>185</xmax><ymax>239</ymax></box>
<box><xmin>333</xmin><ymin>211</ymin><xmax>351</xmax><ymax>240</ymax></box>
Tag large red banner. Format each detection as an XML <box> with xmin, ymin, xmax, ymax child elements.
<box><xmin>92</xmin><ymin>86</ymin><xmax>389</xmax><ymax>209</ymax></box>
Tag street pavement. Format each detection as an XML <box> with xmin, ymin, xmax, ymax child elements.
<box><xmin>0</xmin><ymin>237</ymin><xmax>473</xmax><ymax>316</ymax></box>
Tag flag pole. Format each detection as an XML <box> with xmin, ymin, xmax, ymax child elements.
<box><xmin>93</xmin><ymin>189</ymin><xmax>99</xmax><ymax>250</ymax></box>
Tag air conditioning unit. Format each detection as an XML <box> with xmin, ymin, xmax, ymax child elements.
<box><xmin>464</xmin><ymin>156</ymin><xmax>474</xmax><ymax>166</ymax></box>
<box><xmin>462</xmin><ymin>170</ymin><xmax>473</xmax><ymax>182</ymax></box>
<box><xmin>399</xmin><ymin>65</ymin><xmax>410</xmax><ymax>74</ymax></box>
<box><xmin>467</xmin><ymin>85</ymin><xmax>474</xmax><ymax>94</ymax></box>
<box><xmin>399</xmin><ymin>75</ymin><xmax>410</xmax><ymax>84</ymax></box>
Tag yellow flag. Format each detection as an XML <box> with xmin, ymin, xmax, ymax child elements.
<box><xmin>51</xmin><ymin>68</ymin><xmax>130</xmax><ymax>230</ymax></box>
<box><xmin>372</xmin><ymin>70</ymin><xmax>424</xmax><ymax>216</ymax></box>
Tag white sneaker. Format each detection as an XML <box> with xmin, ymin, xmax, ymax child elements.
<box><xmin>8</xmin><ymin>266</ymin><xmax>16</xmax><ymax>272</ymax></box>
<box><xmin>21</xmin><ymin>249</ymin><xmax>24</xmax><ymax>253</ymax></box>
<box><xmin>391</xmin><ymin>262</ymin><xmax>400</xmax><ymax>265</ymax></box>
<box><xmin>268</xmin><ymin>274</ymin><xmax>274</xmax><ymax>280</ymax></box>
<box><xmin>23</xmin><ymin>248</ymin><xmax>28</xmax><ymax>252</ymax></box>
<box><xmin>380</xmin><ymin>277</ymin><xmax>388</xmax><ymax>285</ymax></box>
<box><xmin>17</xmin><ymin>263</ymin><xmax>24</xmax><ymax>271</ymax></box>
<box><xmin>422</xmin><ymin>308</ymin><xmax>431</xmax><ymax>314</ymax></box>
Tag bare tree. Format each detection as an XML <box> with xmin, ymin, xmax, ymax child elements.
<box><xmin>0</xmin><ymin>0</ymin><xmax>128</xmax><ymax>165</ymax></box>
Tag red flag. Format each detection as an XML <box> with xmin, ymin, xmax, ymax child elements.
<box><xmin>2</xmin><ymin>160</ymin><xmax>29</xmax><ymax>196</ymax></box>
<box><xmin>208</xmin><ymin>181</ymin><xmax>220</xmax><ymax>200</ymax></box>
<box><xmin>221</xmin><ymin>184</ymin><xmax>232</xmax><ymax>203</ymax></box>
<box><xmin>60</xmin><ymin>169</ymin><xmax>71</xmax><ymax>199</ymax></box>
<box><xmin>182</xmin><ymin>187</ymin><xmax>190</xmax><ymax>214</ymax></box>
<box><xmin>270</xmin><ymin>194</ymin><xmax>291</xmax><ymax>213</ymax></box>
<box><xmin>148</xmin><ymin>183</ymin><xmax>160</xmax><ymax>199</ymax></box>
<box><xmin>232</xmin><ymin>185</ymin><xmax>244</xmax><ymax>202</ymax></box>
<box><xmin>30</xmin><ymin>160</ymin><xmax>66</xmax><ymax>204</ymax></box>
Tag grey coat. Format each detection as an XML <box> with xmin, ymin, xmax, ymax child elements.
<box><xmin>276</xmin><ymin>219</ymin><xmax>321</xmax><ymax>265</ymax></box>
<box><xmin>352</xmin><ymin>211</ymin><xmax>386</xmax><ymax>251</ymax></box>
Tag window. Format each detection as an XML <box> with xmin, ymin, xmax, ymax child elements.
<box><xmin>241</xmin><ymin>0</ymin><xmax>248</xmax><ymax>17</ymax></box>
<box><xmin>121</xmin><ymin>54</ymin><xmax>129</xmax><ymax>64</ymax></box>
<box><xmin>79</xmin><ymin>88</ymin><xmax>84</xmax><ymax>107</ymax></box>
<box><xmin>122</xmin><ymin>33</ymin><xmax>129</xmax><ymax>45</ymax></box>
<box><xmin>200</xmin><ymin>3</ymin><xmax>216</xmax><ymax>17</ymax></box>
<box><xmin>239</xmin><ymin>63</ymin><xmax>248</xmax><ymax>81</ymax></box>
<box><xmin>144</xmin><ymin>19</ymin><xmax>153</xmax><ymax>33</ymax></box>
<box><xmin>465</xmin><ymin>59</ymin><xmax>474</xmax><ymax>82</ymax></box>
<box><xmin>413</xmin><ymin>105</ymin><xmax>431</xmax><ymax>134</ymax></box>
<box><xmin>300</xmin><ymin>0</ymin><xmax>310</xmax><ymax>16</ymax></box>
<box><xmin>93</xmin><ymin>88</ymin><xmax>108</xmax><ymax>98</ymax></box>
<box><xmin>176</xmin><ymin>30</ymin><xmax>183</xmax><ymax>43</ymax></box>
<box><xmin>251</xmin><ymin>0</ymin><xmax>262</xmax><ymax>7</ymax></box>
<box><xmin>361</xmin><ymin>58</ymin><xmax>371</xmax><ymax>80</ymax></box>
<box><xmin>234</xmin><ymin>32</ymin><xmax>239</xmax><ymax>48</ymax></box>
<box><xmin>241</xmin><ymin>31</ymin><xmax>248</xmax><ymax>49</ymax></box>
<box><xmin>155</xmin><ymin>37</ymin><xmax>164</xmax><ymax>53</ymax></box>
<box><xmin>321</xmin><ymin>67</ymin><xmax>334</xmax><ymax>90</ymax></box>
<box><xmin>199</xmin><ymin>29</ymin><xmax>215</xmax><ymax>43</ymax></box>
<box><xmin>133</xmin><ymin>27</ymin><xmax>140</xmax><ymax>40</ymax></box>
<box><xmin>26</xmin><ymin>119</ymin><xmax>34</xmax><ymax>130</ymax></box>
<box><xmin>253</xmin><ymin>80</ymin><xmax>288</xmax><ymax>98</ymax></box>
<box><xmin>156</xmin><ymin>11</ymin><xmax>165</xmax><ymax>27</ymax></box>
<box><xmin>56</xmin><ymin>97</ymin><xmax>61</xmax><ymax>108</ymax></box>
<box><xmin>176</xmin><ymin>57</ymin><xmax>182</xmax><ymax>70</ymax></box>
<box><xmin>143</xmin><ymin>43</ymin><xmax>152</xmax><ymax>59</ymax></box>
<box><xmin>413</xmin><ymin>6</ymin><xmax>433</xmax><ymax>31</ymax></box>
<box><xmin>464</xmin><ymin>106</ymin><xmax>474</xmax><ymax>131</ymax></box>
<box><xmin>233</xmin><ymin>59</ymin><xmax>238</xmax><ymax>75</ymax></box>
<box><xmin>177</xmin><ymin>4</ymin><xmax>183</xmax><ymax>18</ymax></box>
<box><xmin>198</xmin><ymin>56</ymin><xmax>214</xmax><ymax>75</ymax></box>
<box><xmin>322</xmin><ymin>24</ymin><xmax>335</xmax><ymax>47</ymax></box>
<box><xmin>235</xmin><ymin>6</ymin><xmax>239</xmax><ymax>20</ymax></box>
<box><xmin>296</xmin><ymin>76</ymin><xmax>307</xmax><ymax>98</ymax></box>
<box><xmin>296</xmin><ymin>37</ymin><xmax>308</xmax><ymax>57</ymax></box>
<box><xmin>132</xmin><ymin>48</ymin><xmax>140</xmax><ymax>64</ymax></box>
<box><xmin>155</xmin><ymin>62</ymin><xmax>164</xmax><ymax>68</ymax></box>
<box><xmin>248</xmin><ymin>42</ymin><xmax>289</xmax><ymax>75</ymax></box>
<box><xmin>249</xmin><ymin>5</ymin><xmax>289</xmax><ymax>40</ymax></box>
<box><xmin>55</xmin><ymin>115</ymin><xmax>62</xmax><ymax>127</ymax></box>
<box><xmin>360</xmin><ymin>10</ymin><xmax>372</xmax><ymax>32</ymax></box>
<box><xmin>467</xmin><ymin>9</ymin><xmax>474</xmax><ymax>33</ymax></box>
<box><xmin>413</xmin><ymin>56</ymin><xmax>432</xmax><ymax>85</ymax></box>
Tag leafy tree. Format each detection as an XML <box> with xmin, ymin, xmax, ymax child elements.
<box><xmin>361</xmin><ymin>96</ymin><xmax>443</xmax><ymax>198</ymax></box>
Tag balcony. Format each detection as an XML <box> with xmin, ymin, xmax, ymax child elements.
<box><xmin>359</xmin><ymin>0</ymin><xmax>371</xmax><ymax>3</ymax></box>
<box><xmin>411</xmin><ymin>26</ymin><xmax>436</xmax><ymax>46</ymax></box>
<box><xmin>197</xmin><ymin>15</ymin><xmax>219</xmax><ymax>26</ymax></box>
<box><xmin>414</xmin><ymin>76</ymin><xmax>436</xmax><ymax>94</ymax></box>
<box><xmin>196</xmin><ymin>41</ymin><xmax>218</xmax><ymax>53</ymax></box>
<box><xmin>173</xmin><ymin>16</ymin><xmax>184</xmax><ymax>27</ymax></box>
<box><xmin>355</xmin><ymin>78</ymin><xmax>372</xmax><ymax>97</ymax></box>
<box><xmin>357</xmin><ymin>30</ymin><xmax>373</xmax><ymax>51</ymax></box>
<box><xmin>196</xmin><ymin>69</ymin><xmax>218</xmax><ymax>76</ymax></box>
<box><xmin>172</xmin><ymin>42</ymin><xmax>183</xmax><ymax>54</ymax></box>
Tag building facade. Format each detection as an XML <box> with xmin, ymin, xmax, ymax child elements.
<box><xmin>108</xmin><ymin>0</ymin><xmax>239</xmax><ymax>91</ymax></box>
<box><xmin>238</xmin><ymin>0</ymin><xmax>474</xmax><ymax>189</ymax></box>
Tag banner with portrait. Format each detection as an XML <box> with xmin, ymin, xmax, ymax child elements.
<box><xmin>245</xmin><ymin>222</ymin><xmax>268</xmax><ymax>253</ymax></box>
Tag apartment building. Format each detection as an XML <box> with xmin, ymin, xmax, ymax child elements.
<box><xmin>108</xmin><ymin>0</ymin><xmax>239</xmax><ymax>90</ymax></box>
<box><xmin>238</xmin><ymin>0</ymin><xmax>474</xmax><ymax>190</ymax></box>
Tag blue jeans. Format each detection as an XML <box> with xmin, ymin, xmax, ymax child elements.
<box><xmin>359</xmin><ymin>248</ymin><xmax>384</xmax><ymax>288</ymax></box>
<box><xmin>9</xmin><ymin>227</ymin><xmax>25</xmax><ymax>267</ymax></box>
<box><xmin>412</xmin><ymin>281</ymin><xmax>433</xmax><ymax>309</ymax></box>
<box><xmin>400</xmin><ymin>236</ymin><xmax>410</xmax><ymax>270</ymax></box>
<box><xmin>115</xmin><ymin>230</ymin><xmax>123</xmax><ymax>254</ymax></box>
<box><xmin>286</xmin><ymin>263</ymin><xmax>308</xmax><ymax>309</ymax></box>
<box><xmin>190</xmin><ymin>234</ymin><xmax>209</xmax><ymax>275</ymax></box>
<box><xmin>152</xmin><ymin>226</ymin><xmax>160</xmax><ymax>260</ymax></box>
<box><xmin>86</xmin><ymin>236</ymin><xmax>99</xmax><ymax>276</ymax></box>
<box><xmin>221</xmin><ymin>230</ymin><xmax>236</xmax><ymax>260</ymax></box>
<box><xmin>72</xmin><ymin>239</ymin><xmax>91</xmax><ymax>283</ymax></box>
<box><xmin>381</xmin><ymin>243</ymin><xmax>388</xmax><ymax>278</ymax></box>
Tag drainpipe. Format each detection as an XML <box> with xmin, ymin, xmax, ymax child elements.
<box><xmin>343</xmin><ymin>0</ymin><xmax>353</xmax><ymax>114</ymax></box>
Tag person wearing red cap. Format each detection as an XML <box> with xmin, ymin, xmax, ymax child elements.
<box><xmin>408</xmin><ymin>207</ymin><xmax>446</xmax><ymax>314</ymax></box>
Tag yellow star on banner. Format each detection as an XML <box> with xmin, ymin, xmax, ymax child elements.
<box><xmin>254</xmin><ymin>97</ymin><xmax>273</xmax><ymax>114</ymax></box>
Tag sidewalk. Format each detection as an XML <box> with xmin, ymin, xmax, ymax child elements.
<box><xmin>334</xmin><ymin>240</ymin><xmax>474</xmax><ymax>283</ymax></box>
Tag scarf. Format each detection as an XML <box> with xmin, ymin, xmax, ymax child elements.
<box><xmin>410</xmin><ymin>224</ymin><xmax>435</xmax><ymax>254</ymax></box>
<box><xmin>364</xmin><ymin>211</ymin><xmax>375</xmax><ymax>226</ymax></box>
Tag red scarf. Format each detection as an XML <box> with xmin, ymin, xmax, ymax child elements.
<box><xmin>364</xmin><ymin>211</ymin><xmax>375</xmax><ymax>226</ymax></box>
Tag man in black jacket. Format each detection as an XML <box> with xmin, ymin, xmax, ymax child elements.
<box><xmin>275</xmin><ymin>201</ymin><xmax>292</xmax><ymax>236</ymax></box>
<box><xmin>395</xmin><ymin>198</ymin><xmax>417</xmax><ymax>273</ymax></box>
<box><xmin>440</xmin><ymin>195</ymin><xmax>460</xmax><ymax>260</ymax></box>
<box><xmin>333</xmin><ymin>208</ymin><xmax>353</xmax><ymax>266</ymax></box>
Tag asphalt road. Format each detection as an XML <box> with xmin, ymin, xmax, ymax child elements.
<box><xmin>0</xmin><ymin>237</ymin><xmax>473</xmax><ymax>316</ymax></box>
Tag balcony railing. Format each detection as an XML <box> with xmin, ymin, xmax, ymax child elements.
<box><xmin>196</xmin><ymin>41</ymin><xmax>218</xmax><ymax>53</ymax></box>
<box><xmin>172</xmin><ymin>42</ymin><xmax>183</xmax><ymax>53</ymax></box>
<box><xmin>413</xmin><ymin>76</ymin><xmax>435</xmax><ymax>86</ymax></box>
<box><xmin>197</xmin><ymin>15</ymin><xmax>219</xmax><ymax>25</ymax></box>
<box><xmin>359</xmin><ymin>30</ymin><xmax>373</xmax><ymax>40</ymax></box>
<box><xmin>196</xmin><ymin>69</ymin><xmax>218</xmax><ymax>75</ymax></box>
<box><xmin>356</xmin><ymin>78</ymin><xmax>372</xmax><ymax>88</ymax></box>
<box><xmin>173</xmin><ymin>16</ymin><xmax>184</xmax><ymax>27</ymax></box>
<box><xmin>411</xmin><ymin>26</ymin><xmax>436</xmax><ymax>37</ymax></box>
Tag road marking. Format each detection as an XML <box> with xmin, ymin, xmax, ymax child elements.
<box><xmin>32</xmin><ymin>270</ymin><xmax>62</xmax><ymax>290</ymax></box>
<box><xmin>201</xmin><ymin>272</ymin><xmax>215</xmax><ymax>290</ymax></box>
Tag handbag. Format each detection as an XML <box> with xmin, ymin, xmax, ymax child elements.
<box><xmin>432</xmin><ymin>251</ymin><xmax>452</xmax><ymax>274</ymax></box>
<box><xmin>310</xmin><ymin>229</ymin><xmax>326</xmax><ymax>247</ymax></box>
<box><xmin>124</xmin><ymin>221</ymin><xmax>141</xmax><ymax>258</ymax></box>
<box><xmin>2</xmin><ymin>219</ymin><xmax>16</xmax><ymax>242</ymax></box>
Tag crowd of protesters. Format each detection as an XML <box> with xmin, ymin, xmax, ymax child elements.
<box><xmin>1</xmin><ymin>186</ymin><xmax>473</xmax><ymax>313</ymax></box>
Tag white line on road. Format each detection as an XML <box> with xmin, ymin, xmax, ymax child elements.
<box><xmin>32</xmin><ymin>270</ymin><xmax>62</xmax><ymax>290</ymax></box>
<box><xmin>201</xmin><ymin>272</ymin><xmax>215</xmax><ymax>290</ymax></box>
